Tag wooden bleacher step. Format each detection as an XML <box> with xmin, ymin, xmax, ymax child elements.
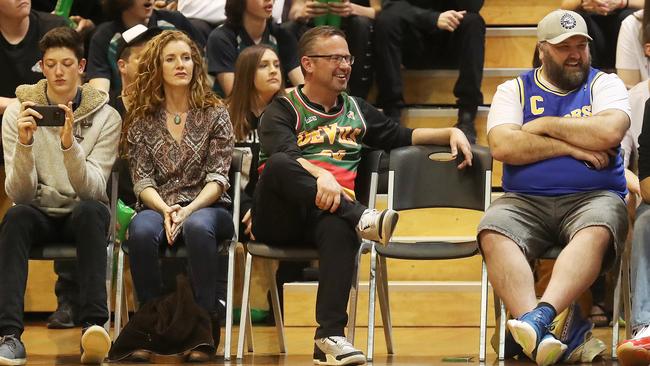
<box><xmin>283</xmin><ymin>281</ymin><xmax>496</xmax><ymax>327</ymax></box>
<box><xmin>402</xmin><ymin>68</ymin><xmax>527</xmax><ymax>105</ymax></box>
<box><xmin>481</xmin><ymin>0</ymin><xmax>562</xmax><ymax>26</ymax></box>
<box><xmin>486</xmin><ymin>27</ymin><xmax>537</xmax><ymax>68</ymax></box>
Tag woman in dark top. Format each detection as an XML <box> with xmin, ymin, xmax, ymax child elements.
<box><xmin>228</xmin><ymin>44</ymin><xmax>285</xmax><ymax>238</ymax></box>
<box><xmin>124</xmin><ymin>30</ymin><xmax>234</xmax><ymax>359</ymax></box>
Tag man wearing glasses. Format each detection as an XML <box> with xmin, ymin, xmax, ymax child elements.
<box><xmin>253</xmin><ymin>26</ymin><xmax>473</xmax><ymax>365</ymax></box>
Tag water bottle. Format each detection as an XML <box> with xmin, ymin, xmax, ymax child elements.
<box><xmin>54</xmin><ymin>0</ymin><xmax>75</xmax><ymax>28</ymax></box>
<box><xmin>326</xmin><ymin>0</ymin><xmax>342</xmax><ymax>28</ymax></box>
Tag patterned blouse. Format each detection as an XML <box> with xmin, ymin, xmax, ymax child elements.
<box><xmin>127</xmin><ymin>105</ymin><xmax>234</xmax><ymax>209</ymax></box>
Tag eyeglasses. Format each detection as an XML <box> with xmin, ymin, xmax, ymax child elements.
<box><xmin>306</xmin><ymin>54</ymin><xmax>355</xmax><ymax>65</ymax></box>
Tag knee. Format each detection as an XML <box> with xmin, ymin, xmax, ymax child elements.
<box><xmin>182</xmin><ymin>214</ymin><xmax>215</xmax><ymax>240</ymax></box>
<box><xmin>375</xmin><ymin>8</ymin><xmax>402</xmax><ymax>34</ymax></box>
<box><xmin>70</xmin><ymin>200</ymin><xmax>109</xmax><ymax>226</ymax></box>
<box><xmin>127</xmin><ymin>211</ymin><xmax>163</xmax><ymax>247</ymax></box>
<box><xmin>2</xmin><ymin>204</ymin><xmax>39</xmax><ymax>228</ymax></box>
<box><xmin>478</xmin><ymin>230</ymin><xmax>500</xmax><ymax>257</ymax></box>
<box><xmin>183</xmin><ymin>209</ymin><xmax>234</xmax><ymax>244</ymax></box>
<box><xmin>458</xmin><ymin>12</ymin><xmax>485</xmax><ymax>33</ymax></box>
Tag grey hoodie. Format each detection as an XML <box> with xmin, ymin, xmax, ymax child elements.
<box><xmin>2</xmin><ymin>79</ymin><xmax>122</xmax><ymax>216</ymax></box>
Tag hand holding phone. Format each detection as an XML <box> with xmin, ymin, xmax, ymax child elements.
<box><xmin>31</xmin><ymin>105</ymin><xmax>66</xmax><ymax>127</ymax></box>
<box><xmin>16</xmin><ymin>101</ymin><xmax>41</xmax><ymax>145</ymax></box>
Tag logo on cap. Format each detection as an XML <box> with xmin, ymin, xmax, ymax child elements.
<box><xmin>560</xmin><ymin>13</ymin><xmax>577</xmax><ymax>30</ymax></box>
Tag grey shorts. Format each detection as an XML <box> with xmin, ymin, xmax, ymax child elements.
<box><xmin>477</xmin><ymin>190</ymin><xmax>628</xmax><ymax>271</ymax></box>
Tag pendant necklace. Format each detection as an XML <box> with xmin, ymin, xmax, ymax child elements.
<box><xmin>166</xmin><ymin>109</ymin><xmax>185</xmax><ymax>125</ymax></box>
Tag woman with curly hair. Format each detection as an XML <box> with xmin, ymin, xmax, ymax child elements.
<box><xmin>227</xmin><ymin>44</ymin><xmax>285</xmax><ymax>239</ymax></box>
<box><xmin>124</xmin><ymin>30</ymin><xmax>234</xmax><ymax>360</ymax></box>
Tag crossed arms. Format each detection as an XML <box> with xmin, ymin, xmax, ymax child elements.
<box><xmin>489</xmin><ymin>109</ymin><xmax>630</xmax><ymax>169</ymax></box>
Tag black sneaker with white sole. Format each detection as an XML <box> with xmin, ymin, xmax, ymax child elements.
<box><xmin>313</xmin><ymin>336</ymin><xmax>366</xmax><ymax>365</ymax></box>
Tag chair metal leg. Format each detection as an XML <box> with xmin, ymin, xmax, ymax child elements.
<box><xmin>479</xmin><ymin>260</ymin><xmax>489</xmax><ymax>362</ymax></box>
<box><xmin>266</xmin><ymin>259</ymin><xmax>287</xmax><ymax>353</ymax></box>
<box><xmin>366</xmin><ymin>244</ymin><xmax>378</xmax><ymax>361</ymax></box>
<box><xmin>224</xmin><ymin>241</ymin><xmax>237</xmax><ymax>360</ymax></box>
<box><xmin>246</xmin><ymin>300</ymin><xmax>254</xmax><ymax>353</ymax></box>
<box><xmin>105</xmin><ymin>242</ymin><xmax>114</xmax><ymax>333</ymax></box>
<box><xmin>347</xmin><ymin>241</ymin><xmax>369</xmax><ymax>344</ymax></box>
<box><xmin>377</xmin><ymin>255</ymin><xmax>393</xmax><ymax>355</ymax></box>
<box><xmin>237</xmin><ymin>251</ymin><xmax>254</xmax><ymax>359</ymax></box>
<box><xmin>622</xmin><ymin>246</ymin><xmax>632</xmax><ymax>340</ymax></box>
<box><xmin>114</xmin><ymin>247</ymin><xmax>125</xmax><ymax>338</ymax></box>
<box><xmin>498</xmin><ymin>294</ymin><xmax>507</xmax><ymax>361</ymax></box>
<box><xmin>612</xmin><ymin>263</ymin><xmax>623</xmax><ymax>360</ymax></box>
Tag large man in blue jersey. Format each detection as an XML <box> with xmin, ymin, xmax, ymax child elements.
<box><xmin>478</xmin><ymin>9</ymin><xmax>630</xmax><ymax>366</ymax></box>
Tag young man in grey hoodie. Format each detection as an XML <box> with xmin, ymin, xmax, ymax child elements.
<box><xmin>0</xmin><ymin>26</ymin><xmax>121</xmax><ymax>365</ymax></box>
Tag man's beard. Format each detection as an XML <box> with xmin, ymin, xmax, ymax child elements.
<box><xmin>544</xmin><ymin>56</ymin><xmax>590</xmax><ymax>91</ymax></box>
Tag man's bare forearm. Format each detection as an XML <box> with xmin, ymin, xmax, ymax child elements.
<box><xmin>523</xmin><ymin>111</ymin><xmax>629</xmax><ymax>151</ymax></box>
<box><xmin>489</xmin><ymin>125</ymin><xmax>575</xmax><ymax>165</ymax></box>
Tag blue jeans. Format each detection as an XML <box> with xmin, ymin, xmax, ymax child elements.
<box><xmin>632</xmin><ymin>203</ymin><xmax>650</xmax><ymax>330</ymax></box>
<box><xmin>126</xmin><ymin>205</ymin><xmax>233</xmax><ymax>314</ymax></box>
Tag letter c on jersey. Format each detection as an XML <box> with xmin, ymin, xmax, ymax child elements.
<box><xmin>530</xmin><ymin>96</ymin><xmax>545</xmax><ymax>115</ymax></box>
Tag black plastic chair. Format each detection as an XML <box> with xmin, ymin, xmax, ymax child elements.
<box><xmin>113</xmin><ymin>150</ymin><xmax>245</xmax><ymax>360</ymax></box>
<box><xmin>236</xmin><ymin>149</ymin><xmax>385</xmax><ymax>359</ymax></box>
<box><xmin>365</xmin><ymin>144</ymin><xmax>493</xmax><ymax>361</ymax></box>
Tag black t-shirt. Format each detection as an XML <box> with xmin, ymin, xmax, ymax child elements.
<box><xmin>206</xmin><ymin>22</ymin><xmax>299</xmax><ymax>93</ymax></box>
<box><xmin>31</xmin><ymin>0</ymin><xmax>105</xmax><ymax>24</ymax></box>
<box><xmin>0</xmin><ymin>11</ymin><xmax>67</xmax><ymax>99</ymax></box>
<box><xmin>86</xmin><ymin>10</ymin><xmax>205</xmax><ymax>100</ymax></box>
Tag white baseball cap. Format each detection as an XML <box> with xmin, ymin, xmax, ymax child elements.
<box><xmin>537</xmin><ymin>9</ymin><xmax>592</xmax><ymax>44</ymax></box>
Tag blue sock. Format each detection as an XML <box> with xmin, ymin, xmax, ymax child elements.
<box><xmin>534</xmin><ymin>302</ymin><xmax>557</xmax><ymax>327</ymax></box>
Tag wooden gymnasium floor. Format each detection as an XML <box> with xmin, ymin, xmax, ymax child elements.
<box><xmin>20</xmin><ymin>319</ymin><xmax>622</xmax><ymax>365</ymax></box>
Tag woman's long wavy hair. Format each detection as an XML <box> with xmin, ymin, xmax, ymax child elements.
<box><xmin>121</xmin><ymin>30</ymin><xmax>222</xmax><ymax>155</ymax></box>
<box><xmin>227</xmin><ymin>45</ymin><xmax>285</xmax><ymax>141</ymax></box>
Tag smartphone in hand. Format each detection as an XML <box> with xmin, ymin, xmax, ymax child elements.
<box><xmin>31</xmin><ymin>105</ymin><xmax>65</xmax><ymax>127</ymax></box>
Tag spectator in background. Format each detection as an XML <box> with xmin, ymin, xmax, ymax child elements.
<box><xmin>87</xmin><ymin>0</ymin><xmax>204</xmax><ymax>103</ymax></box>
<box><xmin>207</xmin><ymin>0</ymin><xmax>303</xmax><ymax>96</ymax></box>
<box><xmin>373</xmin><ymin>0</ymin><xmax>485</xmax><ymax>143</ymax></box>
<box><xmin>0</xmin><ymin>0</ymin><xmax>67</xmax><ymax>115</ymax></box>
<box><xmin>228</xmin><ymin>45</ymin><xmax>285</xmax><ymax>237</ymax></box>
<box><xmin>285</xmin><ymin>0</ymin><xmax>377</xmax><ymax>98</ymax></box>
<box><xmin>0</xmin><ymin>26</ymin><xmax>120</xmax><ymax>365</ymax></box>
<box><xmin>31</xmin><ymin>0</ymin><xmax>104</xmax><ymax>59</ymax></box>
<box><xmin>154</xmin><ymin>0</ymin><xmax>227</xmax><ymax>40</ymax></box>
<box><xmin>617</xmin><ymin>0</ymin><xmax>650</xmax><ymax>88</ymax></box>
<box><xmin>124</xmin><ymin>30</ymin><xmax>234</xmax><ymax>361</ymax></box>
<box><xmin>562</xmin><ymin>0</ymin><xmax>639</xmax><ymax>71</ymax></box>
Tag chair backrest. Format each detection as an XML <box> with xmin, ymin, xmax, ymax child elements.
<box><xmin>354</xmin><ymin>148</ymin><xmax>387</xmax><ymax>207</ymax></box>
<box><xmin>388</xmin><ymin>145</ymin><xmax>492</xmax><ymax>212</ymax></box>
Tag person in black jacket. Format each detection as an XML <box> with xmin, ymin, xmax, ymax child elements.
<box><xmin>253</xmin><ymin>26</ymin><xmax>472</xmax><ymax>365</ymax></box>
<box><xmin>373</xmin><ymin>0</ymin><xmax>485</xmax><ymax>142</ymax></box>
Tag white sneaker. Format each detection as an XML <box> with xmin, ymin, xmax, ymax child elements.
<box><xmin>356</xmin><ymin>209</ymin><xmax>398</xmax><ymax>245</ymax></box>
<box><xmin>313</xmin><ymin>336</ymin><xmax>366</xmax><ymax>365</ymax></box>
<box><xmin>80</xmin><ymin>325</ymin><xmax>111</xmax><ymax>364</ymax></box>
